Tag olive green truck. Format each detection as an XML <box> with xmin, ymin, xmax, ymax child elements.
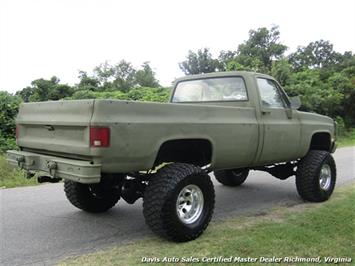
<box><xmin>6</xmin><ymin>71</ymin><xmax>337</xmax><ymax>242</ymax></box>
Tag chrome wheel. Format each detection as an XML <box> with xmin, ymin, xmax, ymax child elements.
<box><xmin>319</xmin><ymin>164</ymin><xmax>332</xmax><ymax>191</ymax></box>
<box><xmin>176</xmin><ymin>184</ymin><xmax>204</xmax><ymax>224</ymax></box>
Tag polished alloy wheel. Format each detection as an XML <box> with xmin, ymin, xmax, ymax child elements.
<box><xmin>176</xmin><ymin>184</ymin><xmax>204</xmax><ymax>224</ymax></box>
<box><xmin>319</xmin><ymin>164</ymin><xmax>332</xmax><ymax>191</ymax></box>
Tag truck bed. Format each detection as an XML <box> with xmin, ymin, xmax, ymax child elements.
<box><xmin>16</xmin><ymin>99</ymin><xmax>259</xmax><ymax>173</ymax></box>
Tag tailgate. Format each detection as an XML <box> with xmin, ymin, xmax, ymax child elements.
<box><xmin>17</xmin><ymin>100</ymin><xmax>95</xmax><ymax>155</ymax></box>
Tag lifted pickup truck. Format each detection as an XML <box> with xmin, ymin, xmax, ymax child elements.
<box><xmin>7</xmin><ymin>71</ymin><xmax>337</xmax><ymax>242</ymax></box>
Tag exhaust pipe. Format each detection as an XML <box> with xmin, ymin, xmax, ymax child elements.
<box><xmin>37</xmin><ymin>176</ymin><xmax>62</xmax><ymax>183</ymax></box>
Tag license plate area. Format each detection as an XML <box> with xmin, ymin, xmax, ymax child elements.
<box><xmin>6</xmin><ymin>150</ymin><xmax>101</xmax><ymax>184</ymax></box>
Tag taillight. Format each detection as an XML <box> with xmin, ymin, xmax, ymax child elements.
<box><xmin>90</xmin><ymin>127</ymin><xmax>110</xmax><ymax>147</ymax></box>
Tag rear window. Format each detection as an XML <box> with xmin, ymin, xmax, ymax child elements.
<box><xmin>172</xmin><ymin>77</ymin><xmax>248</xmax><ymax>103</ymax></box>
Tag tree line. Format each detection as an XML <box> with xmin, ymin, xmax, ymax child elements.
<box><xmin>179</xmin><ymin>26</ymin><xmax>354</xmax><ymax>129</ymax></box>
<box><xmin>1</xmin><ymin>25</ymin><xmax>354</xmax><ymax>152</ymax></box>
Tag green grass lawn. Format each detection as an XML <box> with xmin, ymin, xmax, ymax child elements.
<box><xmin>59</xmin><ymin>184</ymin><xmax>355</xmax><ymax>266</ymax></box>
<box><xmin>0</xmin><ymin>154</ymin><xmax>39</xmax><ymax>188</ymax></box>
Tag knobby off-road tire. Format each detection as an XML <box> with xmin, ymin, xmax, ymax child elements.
<box><xmin>143</xmin><ymin>163</ymin><xmax>215</xmax><ymax>242</ymax></box>
<box><xmin>296</xmin><ymin>150</ymin><xmax>336</xmax><ymax>202</ymax></box>
<box><xmin>64</xmin><ymin>180</ymin><xmax>120</xmax><ymax>213</ymax></box>
<box><xmin>214</xmin><ymin>169</ymin><xmax>249</xmax><ymax>187</ymax></box>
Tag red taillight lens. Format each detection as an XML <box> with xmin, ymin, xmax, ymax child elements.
<box><xmin>90</xmin><ymin>127</ymin><xmax>110</xmax><ymax>147</ymax></box>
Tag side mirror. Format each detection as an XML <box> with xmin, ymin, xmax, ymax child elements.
<box><xmin>289</xmin><ymin>96</ymin><xmax>301</xmax><ymax>110</ymax></box>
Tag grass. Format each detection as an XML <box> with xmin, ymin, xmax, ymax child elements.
<box><xmin>59</xmin><ymin>184</ymin><xmax>355</xmax><ymax>266</ymax></box>
<box><xmin>338</xmin><ymin>128</ymin><xmax>355</xmax><ymax>147</ymax></box>
<box><xmin>0</xmin><ymin>154</ymin><xmax>39</xmax><ymax>188</ymax></box>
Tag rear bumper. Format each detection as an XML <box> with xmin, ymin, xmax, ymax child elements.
<box><xmin>6</xmin><ymin>150</ymin><xmax>101</xmax><ymax>183</ymax></box>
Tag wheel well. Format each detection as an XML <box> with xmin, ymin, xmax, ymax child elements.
<box><xmin>154</xmin><ymin>139</ymin><xmax>212</xmax><ymax>167</ymax></box>
<box><xmin>310</xmin><ymin>132</ymin><xmax>331</xmax><ymax>151</ymax></box>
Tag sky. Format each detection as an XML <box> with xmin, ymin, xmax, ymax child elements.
<box><xmin>0</xmin><ymin>0</ymin><xmax>354</xmax><ymax>93</ymax></box>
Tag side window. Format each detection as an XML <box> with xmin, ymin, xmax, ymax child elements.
<box><xmin>257</xmin><ymin>78</ymin><xmax>284</xmax><ymax>108</ymax></box>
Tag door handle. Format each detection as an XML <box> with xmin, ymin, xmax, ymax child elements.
<box><xmin>261</xmin><ymin>110</ymin><xmax>271</xmax><ymax>115</ymax></box>
<box><xmin>44</xmin><ymin>125</ymin><xmax>55</xmax><ymax>131</ymax></box>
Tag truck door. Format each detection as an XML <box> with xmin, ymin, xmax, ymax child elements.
<box><xmin>256</xmin><ymin>77</ymin><xmax>301</xmax><ymax>164</ymax></box>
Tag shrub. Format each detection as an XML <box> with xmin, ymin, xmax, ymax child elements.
<box><xmin>0</xmin><ymin>135</ymin><xmax>17</xmax><ymax>153</ymax></box>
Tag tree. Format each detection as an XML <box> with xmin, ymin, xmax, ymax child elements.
<box><xmin>68</xmin><ymin>89</ymin><xmax>97</xmax><ymax>100</ymax></box>
<box><xmin>77</xmin><ymin>71</ymin><xmax>100</xmax><ymax>91</ymax></box>
<box><xmin>93</xmin><ymin>61</ymin><xmax>115</xmax><ymax>90</ymax></box>
<box><xmin>327</xmin><ymin>70</ymin><xmax>355</xmax><ymax>125</ymax></box>
<box><xmin>271</xmin><ymin>59</ymin><xmax>292</xmax><ymax>86</ymax></box>
<box><xmin>217</xmin><ymin>50</ymin><xmax>237</xmax><ymax>71</ymax></box>
<box><xmin>16</xmin><ymin>86</ymin><xmax>35</xmax><ymax>102</ymax></box>
<box><xmin>29</xmin><ymin>76</ymin><xmax>61</xmax><ymax>101</ymax></box>
<box><xmin>289</xmin><ymin>40</ymin><xmax>342</xmax><ymax>71</ymax></box>
<box><xmin>87</xmin><ymin>60</ymin><xmax>138</xmax><ymax>91</ymax></box>
<box><xmin>16</xmin><ymin>76</ymin><xmax>74</xmax><ymax>102</ymax></box>
<box><xmin>0</xmin><ymin>91</ymin><xmax>21</xmax><ymax>138</ymax></box>
<box><xmin>29</xmin><ymin>76</ymin><xmax>74</xmax><ymax>102</ymax></box>
<box><xmin>236</xmin><ymin>26</ymin><xmax>287</xmax><ymax>72</ymax></box>
<box><xmin>112</xmin><ymin>60</ymin><xmax>137</xmax><ymax>92</ymax></box>
<box><xmin>48</xmin><ymin>84</ymin><xmax>74</xmax><ymax>100</ymax></box>
<box><xmin>284</xmin><ymin>70</ymin><xmax>343</xmax><ymax>118</ymax></box>
<box><xmin>135</xmin><ymin>62</ymin><xmax>160</xmax><ymax>87</ymax></box>
<box><xmin>179</xmin><ymin>48</ymin><xmax>219</xmax><ymax>75</ymax></box>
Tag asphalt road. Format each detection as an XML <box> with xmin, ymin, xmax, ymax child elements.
<box><xmin>1</xmin><ymin>147</ymin><xmax>354</xmax><ymax>266</ymax></box>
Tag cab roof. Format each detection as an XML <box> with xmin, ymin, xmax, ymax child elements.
<box><xmin>174</xmin><ymin>71</ymin><xmax>274</xmax><ymax>84</ymax></box>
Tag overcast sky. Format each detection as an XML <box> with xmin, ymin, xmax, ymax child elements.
<box><xmin>1</xmin><ymin>0</ymin><xmax>354</xmax><ymax>93</ymax></box>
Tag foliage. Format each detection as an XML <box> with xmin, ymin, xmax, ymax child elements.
<box><xmin>0</xmin><ymin>154</ymin><xmax>38</xmax><ymax>188</ymax></box>
<box><xmin>67</xmin><ymin>87</ymin><xmax>170</xmax><ymax>103</ymax></box>
<box><xmin>177</xmin><ymin>26</ymin><xmax>355</xmax><ymax>126</ymax></box>
<box><xmin>289</xmin><ymin>40</ymin><xmax>343</xmax><ymax>71</ymax></box>
<box><xmin>111</xmin><ymin>60</ymin><xmax>137</xmax><ymax>92</ymax></box>
<box><xmin>68</xmin><ymin>89</ymin><xmax>97</xmax><ymax>100</ymax></box>
<box><xmin>135</xmin><ymin>62</ymin><xmax>160</xmax><ymax>88</ymax></box>
<box><xmin>0</xmin><ymin>91</ymin><xmax>21</xmax><ymax>138</ymax></box>
<box><xmin>337</xmin><ymin>128</ymin><xmax>355</xmax><ymax>147</ymax></box>
<box><xmin>127</xmin><ymin>87</ymin><xmax>170</xmax><ymax>102</ymax></box>
<box><xmin>214</xmin><ymin>26</ymin><xmax>288</xmax><ymax>73</ymax></box>
<box><xmin>16</xmin><ymin>76</ymin><xmax>74</xmax><ymax>102</ymax></box>
<box><xmin>284</xmin><ymin>70</ymin><xmax>343</xmax><ymax>117</ymax></box>
<box><xmin>0</xmin><ymin>135</ymin><xmax>17</xmax><ymax>153</ymax></box>
<box><xmin>236</xmin><ymin>26</ymin><xmax>287</xmax><ymax>73</ymax></box>
<box><xmin>15</xmin><ymin>86</ymin><xmax>35</xmax><ymax>102</ymax></box>
<box><xmin>93</xmin><ymin>61</ymin><xmax>116</xmax><ymax>90</ymax></box>
<box><xmin>217</xmin><ymin>50</ymin><xmax>237</xmax><ymax>71</ymax></box>
<box><xmin>77</xmin><ymin>71</ymin><xmax>100</xmax><ymax>91</ymax></box>
<box><xmin>81</xmin><ymin>61</ymin><xmax>160</xmax><ymax>92</ymax></box>
<box><xmin>271</xmin><ymin>58</ymin><xmax>292</xmax><ymax>86</ymax></box>
<box><xmin>335</xmin><ymin>116</ymin><xmax>346</xmax><ymax>136</ymax></box>
<box><xmin>179</xmin><ymin>48</ymin><xmax>219</xmax><ymax>75</ymax></box>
